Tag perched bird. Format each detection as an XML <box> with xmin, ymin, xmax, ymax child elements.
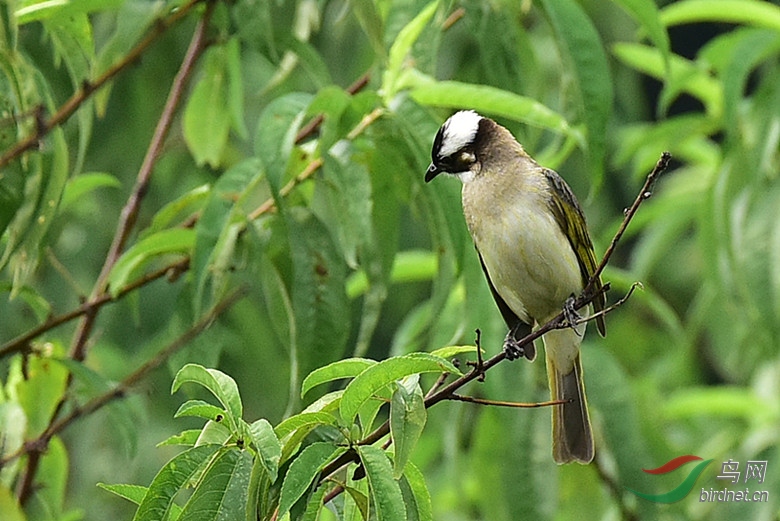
<box><xmin>424</xmin><ymin>110</ymin><xmax>606</xmax><ymax>464</ymax></box>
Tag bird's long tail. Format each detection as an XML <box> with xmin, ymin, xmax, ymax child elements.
<box><xmin>547</xmin><ymin>347</ymin><xmax>594</xmax><ymax>464</ymax></box>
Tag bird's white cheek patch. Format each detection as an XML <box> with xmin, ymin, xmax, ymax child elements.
<box><xmin>457</xmin><ymin>171</ymin><xmax>477</xmax><ymax>183</ymax></box>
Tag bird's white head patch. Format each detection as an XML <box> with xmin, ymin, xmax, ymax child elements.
<box><xmin>437</xmin><ymin>110</ymin><xmax>483</xmax><ymax>159</ymax></box>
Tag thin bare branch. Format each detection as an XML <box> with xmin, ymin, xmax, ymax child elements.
<box><xmin>69</xmin><ymin>0</ymin><xmax>217</xmax><ymax>363</ymax></box>
<box><xmin>0</xmin><ymin>258</ymin><xmax>189</xmax><ymax>359</ymax></box>
<box><xmin>2</xmin><ymin>286</ymin><xmax>246</xmax><ymax>469</ymax></box>
<box><xmin>449</xmin><ymin>394</ymin><xmax>568</xmax><ymax>408</ymax></box>
<box><xmin>15</xmin><ymin>4</ymin><xmax>216</xmax><ymax>504</ymax></box>
<box><xmin>0</xmin><ymin>0</ymin><xmax>205</xmax><ymax>171</ymax></box>
<box><xmin>585</xmin><ymin>151</ymin><xmax>670</xmax><ymax>295</ymax></box>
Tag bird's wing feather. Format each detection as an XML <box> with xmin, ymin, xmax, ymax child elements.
<box><xmin>543</xmin><ymin>169</ymin><xmax>606</xmax><ymax>335</ymax></box>
<box><xmin>477</xmin><ymin>248</ymin><xmax>535</xmax><ymax>351</ymax></box>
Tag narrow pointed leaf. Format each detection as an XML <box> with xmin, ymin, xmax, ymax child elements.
<box><xmin>247</xmin><ymin>419</ymin><xmax>282</xmax><ymax>482</ymax></box>
<box><xmin>301</xmin><ymin>358</ymin><xmax>378</xmax><ymax>397</ymax></box>
<box><xmin>178</xmin><ymin>448</ymin><xmax>253</xmax><ymax>521</ymax></box>
<box><xmin>172</xmin><ymin>364</ymin><xmax>243</xmax><ymax>432</ymax></box>
<box><xmin>357</xmin><ymin>445</ymin><xmax>405</xmax><ymax>521</ymax></box>
<box><xmin>278</xmin><ymin>442</ymin><xmax>346</xmax><ymax>518</ymax></box>
<box><xmin>133</xmin><ymin>444</ymin><xmax>222</xmax><ymax>521</ymax></box>
<box><xmin>390</xmin><ymin>384</ymin><xmax>426</xmax><ymax>478</ymax></box>
<box><xmin>340</xmin><ymin>353</ymin><xmax>461</xmax><ymax>425</ymax></box>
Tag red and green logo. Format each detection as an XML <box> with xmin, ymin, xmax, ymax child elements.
<box><xmin>626</xmin><ymin>455</ymin><xmax>713</xmax><ymax>503</ymax></box>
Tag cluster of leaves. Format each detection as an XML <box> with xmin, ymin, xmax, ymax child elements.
<box><xmin>0</xmin><ymin>0</ymin><xmax>779</xmax><ymax>520</ymax></box>
<box><xmin>100</xmin><ymin>354</ymin><xmax>467</xmax><ymax>521</ymax></box>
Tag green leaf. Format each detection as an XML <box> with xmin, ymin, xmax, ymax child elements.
<box><xmin>383</xmin><ymin>0</ymin><xmax>439</xmax><ymax>101</ymax></box>
<box><xmin>701</xmin><ymin>29</ymin><xmax>780</xmax><ymax>137</ymax></box>
<box><xmin>0</xmin><ymin>484</ymin><xmax>26</xmax><ymax>521</ymax></box>
<box><xmin>541</xmin><ymin>0</ymin><xmax>612</xmax><ymax>181</ymax></box>
<box><xmin>14</xmin><ymin>354</ymin><xmax>69</xmax><ymax>437</ymax></box>
<box><xmin>612</xmin><ymin>0</ymin><xmax>671</xmax><ymax>70</ymax></box>
<box><xmin>30</xmin><ymin>435</ymin><xmax>70</xmax><ymax>519</ymax></box>
<box><xmin>661</xmin><ymin>0</ymin><xmax>780</xmax><ymax>32</ymax></box>
<box><xmin>428</xmin><ymin>345</ymin><xmax>478</xmax><ymax>360</ymax></box>
<box><xmin>277</xmin><ymin>441</ymin><xmax>346</xmax><ymax>518</ymax></box>
<box><xmin>275</xmin><ymin>410</ymin><xmax>342</xmax><ymax>466</ymax></box>
<box><xmin>144</xmin><ymin>184</ymin><xmax>210</xmax><ymax>237</ymax></box>
<box><xmin>2</xmin><ymin>126</ymin><xmax>69</xmax><ymax>294</ymax></box>
<box><xmin>314</xmin><ymin>147</ymin><xmax>374</xmax><ymax>268</ymax></box>
<box><xmin>350</xmin><ymin>0</ymin><xmax>384</xmax><ymax>58</ymax></box>
<box><xmin>184</xmin><ymin>44</ymin><xmax>232</xmax><ymax>168</ymax></box>
<box><xmin>14</xmin><ymin>0</ymin><xmax>123</xmax><ymax>23</ymax></box>
<box><xmin>301</xmin><ymin>358</ymin><xmax>378</xmax><ymax>397</ymax></box>
<box><xmin>254</xmin><ymin>93</ymin><xmax>312</xmax><ymax>192</ymax></box>
<box><xmin>399</xmin><ymin>462</ymin><xmax>432</xmax><ymax>521</ymax></box>
<box><xmin>340</xmin><ymin>353</ymin><xmax>461</xmax><ymax>425</ymax></box>
<box><xmin>171</xmin><ymin>364</ymin><xmax>243</xmax><ymax>433</ymax></box>
<box><xmin>285</xmin><ymin>209</ymin><xmax>351</xmax><ymax>401</ymax></box>
<box><xmin>174</xmin><ymin>400</ymin><xmax>227</xmax><ymax>423</ymax></box>
<box><xmin>196</xmin><ymin>420</ymin><xmax>233</xmax><ymax>446</ymax></box>
<box><xmin>663</xmin><ymin>387</ymin><xmax>769</xmax><ymax>420</ymax></box>
<box><xmin>347</xmin><ymin>250</ymin><xmax>438</xmax><ymax>299</ymax></box>
<box><xmin>410</xmin><ymin>81</ymin><xmax>582</xmax><ymax>144</ymax></box>
<box><xmin>133</xmin><ymin>444</ymin><xmax>222</xmax><ymax>521</ymax></box>
<box><xmin>192</xmin><ymin>158</ymin><xmax>262</xmax><ymax>315</ymax></box>
<box><xmin>55</xmin><ymin>357</ymin><xmax>139</xmax><ymax>455</ymax></box>
<box><xmin>303</xmin><ymin>86</ymin><xmax>352</xmax><ymax>152</ymax></box>
<box><xmin>343</xmin><ymin>484</ymin><xmax>370</xmax><ymax>521</ymax></box>
<box><xmin>612</xmin><ymin>43</ymin><xmax>723</xmax><ymax>118</ymax></box>
<box><xmin>225</xmin><ymin>37</ymin><xmax>248</xmax><ymax>139</ymax></box>
<box><xmin>247</xmin><ymin>419</ymin><xmax>281</xmax><ymax>483</ymax></box>
<box><xmin>0</xmin><ymin>165</ymin><xmax>25</xmax><ymax>241</ymax></box>
<box><xmin>178</xmin><ymin>448</ymin><xmax>253</xmax><ymax>521</ymax></box>
<box><xmin>157</xmin><ymin>430</ymin><xmax>202</xmax><ymax>448</ymax></box>
<box><xmin>390</xmin><ymin>383</ymin><xmax>426</xmax><ymax>478</ymax></box>
<box><xmin>60</xmin><ymin>172</ymin><xmax>121</xmax><ymax>211</ymax></box>
<box><xmin>107</xmin><ymin>228</ymin><xmax>195</xmax><ymax>297</ymax></box>
<box><xmin>356</xmin><ymin>445</ymin><xmax>405</xmax><ymax>521</ymax></box>
<box><xmin>43</xmin><ymin>12</ymin><xmax>94</xmax><ymax>171</ymax></box>
<box><xmin>97</xmin><ymin>483</ymin><xmax>149</xmax><ymax>506</ymax></box>
<box><xmin>0</xmin><ymin>403</ymin><xmax>26</xmax><ymax>479</ymax></box>
<box><xmin>275</xmin><ymin>412</ymin><xmax>340</xmax><ymax>440</ymax></box>
<box><xmin>583</xmin><ymin>347</ymin><xmax>655</xmax><ymax>518</ymax></box>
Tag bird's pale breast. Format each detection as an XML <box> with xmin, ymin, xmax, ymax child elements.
<box><xmin>462</xmin><ymin>173</ymin><xmax>582</xmax><ymax>325</ymax></box>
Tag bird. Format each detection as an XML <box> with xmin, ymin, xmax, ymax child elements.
<box><xmin>424</xmin><ymin>110</ymin><xmax>606</xmax><ymax>464</ymax></box>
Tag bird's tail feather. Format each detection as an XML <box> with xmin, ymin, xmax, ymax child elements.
<box><xmin>547</xmin><ymin>353</ymin><xmax>594</xmax><ymax>464</ymax></box>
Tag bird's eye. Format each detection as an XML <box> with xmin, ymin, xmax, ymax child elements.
<box><xmin>459</xmin><ymin>151</ymin><xmax>475</xmax><ymax>165</ymax></box>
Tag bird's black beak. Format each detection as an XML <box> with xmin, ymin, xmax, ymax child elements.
<box><xmin>425</xmin><ymin>163</ymin><xmax>440</xmax><ymax>183</ymax></box>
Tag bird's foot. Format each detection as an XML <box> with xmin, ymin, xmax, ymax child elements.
<box><xmin>503</xmin><ymin>331</ymin><xmax>526</xmax><ymax>361</ymax></box>
<box><xmin>562</xmin><ymin>295</ymin><xmax>584</xmax><ymax>335</ymax></box>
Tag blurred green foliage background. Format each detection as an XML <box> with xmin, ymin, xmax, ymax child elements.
<box><xmin>1</xmin><ymin>0</ymin><xmax>779</xmax><ymax>519</ymax></box>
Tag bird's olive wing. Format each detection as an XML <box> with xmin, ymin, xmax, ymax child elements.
<box><xmin>543</xmin><ymin>169</ymin><xmax>606</xmax><ymax>336</ymax></box>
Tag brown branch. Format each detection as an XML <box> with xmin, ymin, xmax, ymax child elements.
<box><xmin>69</xmin><ymin>0</ymin><xmax>217</xmax><ymax>363</ymax></box>
<box><xmin>2</xmin><ymin>286</ymin><xmax>247</xmax><ymax>470</ymax></box>
<box><xmin>247</xmin><ymin>107</ymin><xmax>386</xmax><ymax>220</ymax></box>
<box><xmin>584</xmin><ymin>151</ymin><xmax>670</xmax><ymax>295</ymax></box>
<box><xmin>575</xmin><ymin>282</ymin><xmax>643</xmax><ymax>327</ymax></box>
<box><xmin>15</xmin><ymin>4</ymin><xmax>217</xmax><ymax>505</ymax></box>
<box><xmin>0</xmin><ymin>258</ymin><xmax>189</xmax><ymax>359</ymax></box>
<box><xmin>0</xmin><ymin>0</ymin><xmax>205</xmax><ymax>171</ymax></box>
<box><xmin>448</xmin><ymin>394</ymin><xmax>568</xmax><ymax>408</ymax></box>
<box><xmin>294</xmin><ymin>71</ymin><xmax>371</xmax><ymax>144</ymax></box>
<box><xmin>317</xmin><ymin>152</ymin><xmax>671</xmax><ymax>503</ymax></box>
